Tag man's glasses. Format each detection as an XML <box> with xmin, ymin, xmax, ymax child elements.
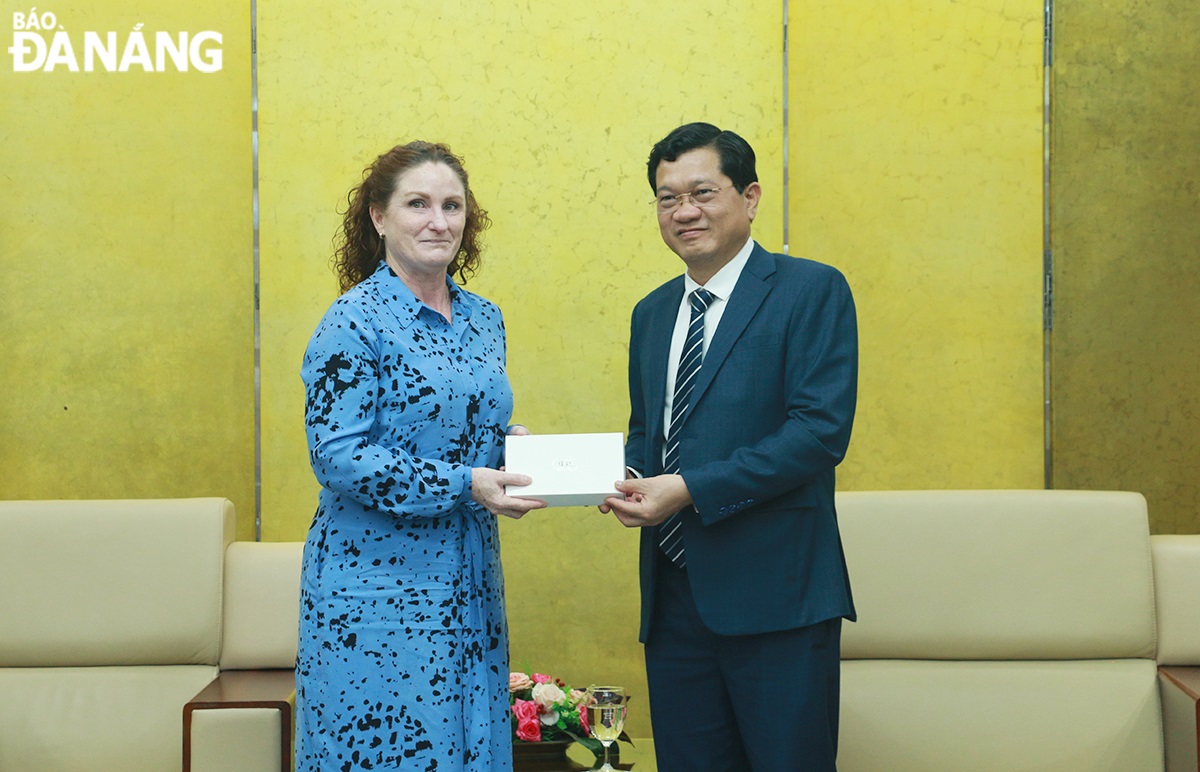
<box><xmin>653</xmin><ymin>186</ymin><xmax>730</xmax><ymax>213</ymax></box>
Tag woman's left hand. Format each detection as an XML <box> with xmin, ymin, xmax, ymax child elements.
<box><xmin>471</xmin><ymin>467</ymin><xmax>546</xmax><ymax>519</ymax></box>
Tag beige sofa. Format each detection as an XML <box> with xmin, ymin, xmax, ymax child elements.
<box><xmin>836</xmin><ymin>489</ymin><xmax>1200</xmax><ymax>771</ymax></box>
<box><xmin>184</xmin><ymin>539</ymin><xmax>303</xmax><ymax>771</ymax></box>
<box><xmin>0</xmin><ymin>498</ymin><xmax>301</xmax><ymax>772</ymax></box>
<box><xmin>1152</xmin><ymin>534</ymin><xmax>1200</xmax><ymax>772</ymax></box>
<box><xmin>4</xmin><ymin>492</ymin><xmax>1198</xmax><ymax>771</ymax></box>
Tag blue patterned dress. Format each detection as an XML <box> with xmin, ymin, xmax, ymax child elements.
<box><xmin>296</xmin><ymin>262</ymin><xmax>513</xmax><ymax>771</ymax></box>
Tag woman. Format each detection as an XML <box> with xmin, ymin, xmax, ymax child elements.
<box><xmin>297</xmin><ymin>141</ymin><xmax>544</xmax><ymax>771</ymax></box>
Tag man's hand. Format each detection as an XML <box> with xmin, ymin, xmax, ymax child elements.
<box><xmin>472</xmin><ymin>467</ymin><xmax>546</xmax><ymax>519</ymax></box>
<box><xmin>598</xmin><ymin>467</ymin><xmax>642</xmax><ymax>514</ymax></box>
<box><xmin>603</xmin><ymin>474</ymin><xmax>693</xmax><ymax>527</ymax></box>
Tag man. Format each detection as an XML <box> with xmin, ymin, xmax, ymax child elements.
<box><xmin>602</xmin><ymin>122</ymin><xmax>858</xmax><ymax>771</ymax></box>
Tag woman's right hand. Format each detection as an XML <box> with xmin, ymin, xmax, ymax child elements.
<box><xmin>471</xmin><ymin>467</ymin><xmax>547</xmax><ymax>519</ymax></box>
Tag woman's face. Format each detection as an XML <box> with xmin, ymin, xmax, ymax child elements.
<box><xmin>370</xmin><ymin>161</ymin><xmax>467</xmax><ymax>280</ymax></box>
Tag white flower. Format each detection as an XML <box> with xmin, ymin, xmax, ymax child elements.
<box><xmin>531</xmin><ymin>681</ymin><xmax>567</xmax><ymax>726</ymax></box>
<box><xmin>532</xmin><ymin>681</ymin><xmax>566</xmax><ymax>706</ymax></box>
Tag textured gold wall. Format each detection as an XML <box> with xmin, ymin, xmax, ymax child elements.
<box><xmin>791</xmin><ymin>1</ymin><xmax>1046</xmax><ymax>491</ymax></box>
<box><xmin>0</xmin><ymin>2</ymin><xmax>256</xmax><ymax>538</ymax></box>
<box><xmin>1051</xmin><ymin>1</ymin><xmax>1200</xmax><ymax>533</ymax></box>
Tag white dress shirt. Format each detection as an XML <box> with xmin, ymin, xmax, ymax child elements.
<box><xmin>662</xmin><ymin>237</ymin><xmax>755</xmax><ymax>443</ymax></box>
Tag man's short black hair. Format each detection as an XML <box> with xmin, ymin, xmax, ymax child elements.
<box><xmin>647</xmin><ymin>122</ymin><xmax>758</xmax><ymax>193</ymax></box>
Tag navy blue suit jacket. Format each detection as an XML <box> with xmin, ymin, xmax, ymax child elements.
<box><xmin>625</xmin><ymin>243</ymin><xmax>858</xmax><ymax>641</ymax></box>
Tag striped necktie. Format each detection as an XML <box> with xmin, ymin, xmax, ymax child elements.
<box><xmin>658</xmin><ymin>287</ymin><xmax>715</xmax><ymax>568</ymax></box>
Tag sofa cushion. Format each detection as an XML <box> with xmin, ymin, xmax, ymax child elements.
<box><xmin>1151</xmin><ymin>534</ymin><xmax>1200</xmax><ymax>665</ymax></box>
<box><xmin>220</xmin><ymin>541</ymin><xmax>303</xmax><ymax>670</ymax></box>
<box><xmin>0</xmin><ymin>665</ymin><xmax>217</xmax><ymax>772</ymax></box>
<box><xmin>0</xmin><ymin>498</ymin><xmax>234</xmax><ymax>667</ymax></box>
<box><xmin>839</xmin><ymin>659</ymin><xmax>1163</xmax><ymax>771</ymax></box>
<box><xmin>187</xmin><ymin>707</ymin><xmax>287</xmax><ymax>771</ymax></box>
<box><xmin>837</xmin><ymin>490</ymin><xmax>1156</xmax><ymax>660</ymax></box>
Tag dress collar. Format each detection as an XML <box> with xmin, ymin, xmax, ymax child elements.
<box><xmin>368</xmin><ymin>261</ymin><xmax>476</xmax><ymax>332</ymax></box>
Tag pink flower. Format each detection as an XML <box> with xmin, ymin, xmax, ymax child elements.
<box><xmin>578</xmin><ymin>703</ymin><xmax>590</xmax><ymax>735</ymax></box>
<box><xmin>531</xmin><ymin>672</ymin><xmax>551</xmax><ymax>684</ymax></box>
<box><xmin>512</xmin><ymin>699</ymin><xmax>542</xmax><ymax>742</ymax></box>
<box><xmin>516</xmin><ymin>716</ymin><xmax>541</xmax><ymax>743</ymax></box>
<box><xmin>512</xmin><ymin>699</ymin><xmax>539</xmax><ymax>722</ymax></box>
<box><xmin>509</xmin><ymin>672</ymin><xmax>534</xmax><ymax>693</ymax></box>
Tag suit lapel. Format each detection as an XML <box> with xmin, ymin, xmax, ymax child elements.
<box><xmin>684</xmin><ymin>245</ymin><xmax>776</xmax><ymax>420</ymax></box>
<box><xmin>644</xmin><ymin>279</ymin><xmax>684</xmax><ymax>470</ymax></box>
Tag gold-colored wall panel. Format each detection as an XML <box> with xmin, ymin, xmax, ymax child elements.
<box><xmin>256</xmin><ymin>0</ymin><xmax>783</xmax><ymax>738</ymax></box>
<box><xmin>790</xmin><ymin>1</ymin><xmax>1046</xmax><ymax>490</ymax></box>
<box><xmin>0</xmin><ymin>2</ymin><xmax>256</xmax><ymax>537</ymax></box>
<box><xmin>1051</xmin><ymin>1</ymin><xmax>1200</xmax><ymax>533</ymax></box>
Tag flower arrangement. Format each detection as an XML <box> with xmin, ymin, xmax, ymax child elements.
<box><xmin>509</xmin><ymin>671</ymin><xmax>591</xmax><ymax>745</ymax></box>
<box><xmin>509</xmin><ymin>670</ymin><xmax>630</xmax><ymax>758</ymax></box>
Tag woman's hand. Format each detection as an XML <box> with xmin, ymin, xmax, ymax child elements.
<box><xmin>471</xmin><ymin>467</ymin><xmax>546</xmax><ymax>519</ymax></box>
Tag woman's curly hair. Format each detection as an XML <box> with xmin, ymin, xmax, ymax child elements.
<box><xmin>333</xmin><ymin>141</ymin><xmax>492</xmax><ymax>293</ymax></box>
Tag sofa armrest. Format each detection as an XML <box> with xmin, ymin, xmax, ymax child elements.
<box><xmin>183</xmin><ymin>669</ymin><xmax>295</xmax><ymax>772</ymax></box>
<box><xmin>1160</xmin><ymin>666</ymin><xmax>1200</xmax><ymax>772</ymax></box>
<box><xmin>1153</xmin><ymin>535</ymin><xmax>1200</xmax><ymax>665</ymax></box>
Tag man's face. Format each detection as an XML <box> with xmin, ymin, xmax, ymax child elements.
<box><xmin>654</xmin><ymin>146</ymin><xmax>760</xmax><ymax>281</ymax></box>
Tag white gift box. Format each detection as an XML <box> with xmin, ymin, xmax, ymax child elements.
<box><xmin>504</xmin><ymin>432</ymin><xmax>625</xmax><ymax>507</ymax></box>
